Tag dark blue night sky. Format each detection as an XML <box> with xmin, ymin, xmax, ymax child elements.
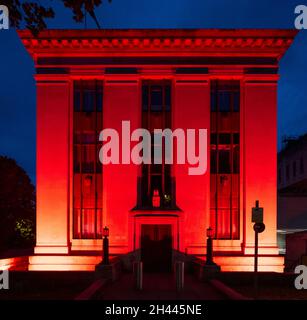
<box><xmin>0</xmin><ymin>0</ymin><xmax>307</xmax><ymax>184</ymax></box>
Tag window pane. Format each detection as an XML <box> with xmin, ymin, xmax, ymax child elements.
<box><xmin>152</xmin><ymin>164</ymin><xmax>162</xmax><ymax>174</ymax></box>
<box><xmin>74</xmin><ymin>90</ymin><xmax>81</xmax><ymax>111</ymax></box>
<box><xmin>96</xmin><ymin>145</ymin><xmax>102</xmax><ymax>173</ymax></box>
<box><xmin>210</xmin><ymin>209</ymin><xmax>217</xmax><ymax>237</ymax></box>
<box><xmin>233</xmin><ymin>146</ymin><xmax>240</xmax><ymax>173</ymax></box>
<box><xmin>83</xmin><ymin>89</ymin><xmax>95</xmax><ymax>112</ymax></box>
<box><xmin>217</xmin><ymin>174</ymin><xmax>231</xmax><ymax>208</ymax></box>
<box><xmin>217</xmin><ymin>209</ymin><xmax>231</xmax><ymax>239</ymax></box>
<box><xmin>210</xmin><ymin>175</ymin><xmax>217</xmax><ymax>209</ymax></box>
<box><xmin>82</xmin><ymin>145</ymin><xmax>95</xmax><ymax>173</ymax></box>
<box><xmin>142</xmin><ymin>85</ymin><xmax>149</xmax><ymax>111</ymax></box>
<box><xmin>211</xmin><ymin>133</ymin><xmax>217</xmax><ymax>145</ymax></box>
<box><xmin>233</xmin><ymin>133</ymin><xmax>240</xmax><ymax>144</ymax></box>
<box><xmin>232</xmin><ymin>174</ymin><xmax>240</xmax><ymax>209</ymax></box>
<box><xmin>74</xmin><ymin>145</ymin><xmax>81</xmax><ymax>172</ymax></box>
<box><xmin>73</xmin><ymin>173</ymin><xmax>81</xmax><ymax>208</ymax></box>
<box><xmin>219</xmin><ymin>150</ymin><xmax>231</xmax><ymax>173</ymax></box>
<box><xmin>219</xmin><ymin>133</ymin><xmax>231</xmax><ymax>145</ymax></box>
<box><xmin>232</xmin><ymin>209</ymin><xmax>240</xmax><ymax>238</ymax></box>
<box><xmin>165</xmin><ymin>85</ymin><xmax>171</xmax><ymax>111</ymax></box>
<box><xmin>151</xmin><ymin>86</ymin><xmax>163</xmax><ymax>112</ymax></box>
<box><xmin>218</xmin><ymin>91</ymin><xmax>231</xmax><ymax>112</ymax></box>
<box><xmin>151</xmin><ymin>175</ymin><xmax>162</xmax><ymax>194</ymax></box>
<box><xmin>82</xmin><ymin>209</ymin><xmax>95</xmax><ymax>238</ymax></box>
<box><xmin>75</xmin><ymin>132</ymin><xmax>96</xmax><ymax>144</ymax></box>
<box><xmin>211</xmin><ymin>94</ymin><xmax>217</xmax><ymax>112</ymax></box>
<box><xmin>233</xmin><ymin>91</ymin><xmax>240</xmax><ymax>112</ymax></box>
<box><xmin>96</xmin><ymin>209</ymin><xmax>103</xmax><ymax>238</ymax></box>
<box><xmin>210</xmin><ymin>149</ymin><xmax>217</xmax><ymax>174</ymax></box>
<box><xmin>73</xmin><ymin>209</ymin><xmax>81</xmax><ymax>238</ymax></box>
<box><xmin>141</xmin><ymin>166</ymin><xmax>149</xmax><ymax>205</ymax></box>
<box><xmin>96</xmin><ymin>91</ymin><xmax>103</xmax><ymax>112</ymax></box>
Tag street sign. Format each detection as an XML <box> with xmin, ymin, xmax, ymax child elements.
<box><xmin>252</xmin><ymin>202</ymin><xmax>265</xmax><ymax>300</ymax></box>
<box><xmin>253</xmin><ymin>220</ymin><xmax>265</xmax><ymax>300</ymax></box>
<box><xmin>252</xmin><ymin>208</ymin><xmax>263</xmax><ymax>223</ymax></box>
<box><xmin>252</xmin><ymin>200</ymin><xmax>264</xmax><ymax>223</ymax></box>
<box><xmin>253</xmin><ymin>222</ymin><xmax>265</xmax><ymax>233</ymax></box>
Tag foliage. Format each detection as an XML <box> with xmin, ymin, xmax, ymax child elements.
<box><xmin>15</xmin><ymin>218</ymin><xmax>35</xmax><ymax>244</ymax></box>
<box><xmin>163</xmin><ymin>194</ymin><xmax>172</xmax><ymax>208</ymax></box>
<box><xmin>3</xmin><ymin>0</ymin><xmax>112</xmax><ymax>36</ymax></box>
<box><xmin>63</xmin><ymin>0</ymin><xmax>112</xmax><ymax>29</ymax></box>
<box><xmin>0</xmin><ymin>156</ymin><xmax>35</xmax><ymax>250</ymax></box>
<box><xmin>3</xmin><ymin>0</ymin><xmax>54</xmax><ymax>36</ymax></box>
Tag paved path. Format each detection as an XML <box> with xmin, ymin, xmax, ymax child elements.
<box><xmin>97</xmin><ymin>273</ymin><xmax>227</xmax><ymax>300</ymax></box>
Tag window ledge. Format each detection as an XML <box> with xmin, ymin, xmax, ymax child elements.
<box><xmin>130</xmin><ymin>205</ymin><xmax>182</xmax><ymax>213</ymax></box>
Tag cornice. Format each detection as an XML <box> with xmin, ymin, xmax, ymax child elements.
<box><xmin>18</xmin><ymin>29</ymin><xmax>297</xmax><ymax>60</ymax></box>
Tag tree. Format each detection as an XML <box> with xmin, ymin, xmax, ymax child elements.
<box><xmin>2</xmin><ymin>0</ymin><xmax>112</xmax><ymax>36</ymax></box>
<box><xmin>0</xmin><ymin>156</ymin><xmax>35</xmax><ymax>250</ymax></box>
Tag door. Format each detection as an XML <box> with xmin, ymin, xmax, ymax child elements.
<box><xmin>141</xmin><ymin>224</ymin><xmax>172</xmax><ymax>273</ymax></box>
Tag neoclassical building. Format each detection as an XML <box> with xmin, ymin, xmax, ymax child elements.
<box><xmin>18</xmin><ymin>29</ymin><xmax>296</xmax><ymax>271</ymax></box>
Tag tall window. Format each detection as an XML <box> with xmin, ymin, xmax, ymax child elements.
<box><xmin>138</xmin><ymin>81</ymin><xmax>175</xmax><ymax>208</ymax></box>
<box><xmin>73</xmin><ymin>80</ymin><xmax>103</xmax><ymax>239</ymax></box>
<box><xmin>210</xmin><ymin>80</ymin><xmax>240</xmax><ymax>239</ymax></box>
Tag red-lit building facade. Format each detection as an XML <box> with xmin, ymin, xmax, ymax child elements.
<box><xmin>19</xmin><ymin>29</ymin><xmax>296</xmax><ymax>271</ymax></box>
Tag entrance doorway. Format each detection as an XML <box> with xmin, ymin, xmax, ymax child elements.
<box><xmin>141</xmin><ymin>224</ymin><xmax>172</xmax><ymax>273</ymax></box>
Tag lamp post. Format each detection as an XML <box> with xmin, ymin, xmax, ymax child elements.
<box><xmin>205</xmin><ymin>227</ymin><xmax>215</xmax><ymax>266</ymax></box>
<box><xmin>102</xmin><ymin>226</ymin><xmax>109</xmax><ymax>265</ymax></box>
<box><xmin>202</xmin><ymin>227</ymin><xmax>220</xmax><ymax>280</ymax></box>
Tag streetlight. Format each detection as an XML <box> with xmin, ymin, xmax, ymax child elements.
<box><xmin>205</xmin><ymin>227</ymin><xmax>215</xmax><ymax>266</ymax></box>
<box><xmin>102</xmin><ymin>226</ymin><xmax>109</xmax><ymax>265</ymax></box>
<box><xmin>207</xmin><ymin>226</ymin><xmax>214</xmax><ymax>238</ymax></box>
<box><xmin>202</xmin><ymin>227</ymin><xmax>220</xmax><ymax>280</ymax></box>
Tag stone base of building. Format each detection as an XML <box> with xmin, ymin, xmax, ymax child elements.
<box><xmin>27</xmin><ymin>255</ymin><xmax>103</xmax><ymax>271</ymax></box>
<box><xmin>23</xmin><ymin>253</ymin><xmax>284</xmax><ymax>272</ymax></box>
<box><xmin>34</xmin><ymin>245</ymin><xmax>70</xmax><ymax>254</ymax></box>
<box><xmin>0</xmin><ymin>256</ymin><xmax>29</xmax><ymax>271</ymax></box>
<box><xmin>204</xmin><ymin>255</ymin><xmax>284</xmax><ymax>272</ymax></box>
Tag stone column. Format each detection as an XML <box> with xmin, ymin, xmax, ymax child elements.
<box><xmin>35</xmin><ymin>77</ymin><xmax>70</xmax><ymax>254</ymax></box>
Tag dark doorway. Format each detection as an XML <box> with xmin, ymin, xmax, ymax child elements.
<box><xmin>141</xmin><ymin>224</ymin><xmax>172</xmax><ymax>273</ymax></box>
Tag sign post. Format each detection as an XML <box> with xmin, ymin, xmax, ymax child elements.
<box><xmin>252</xmin><ymin>200</ymin><xmax>265</xmax><ymax>299</ymax></box>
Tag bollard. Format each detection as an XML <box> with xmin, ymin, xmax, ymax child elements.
<box><xmin>176</xmin><ymin>261</ymin><xmax>184</xmax><ymax>291</ymax></box>
<box><xmin>133</xmin><ymin>261</ymin><xmax>143</xmax><ymax>291</ymax></box>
